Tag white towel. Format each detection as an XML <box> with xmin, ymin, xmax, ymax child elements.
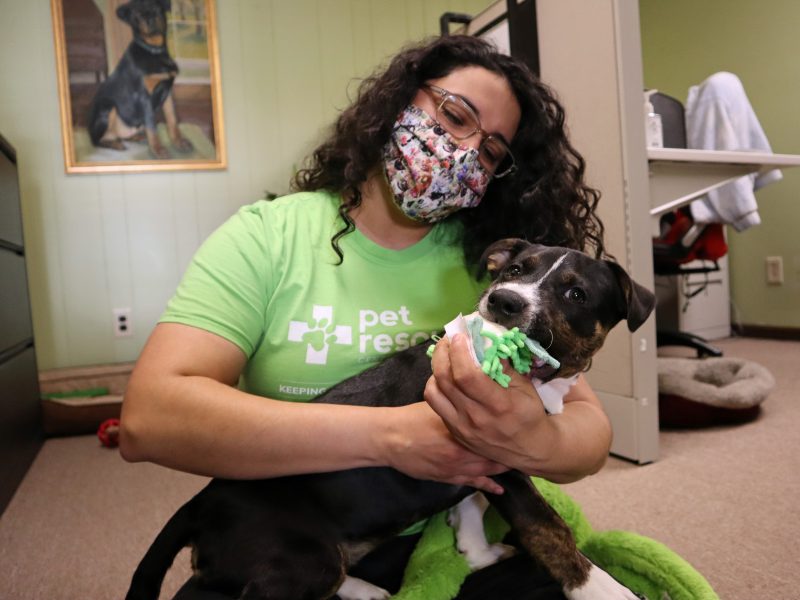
<box><xmin>685</xmin><ymin>71</ymin><xmax>782</xmax><ymax>232</ymax></box>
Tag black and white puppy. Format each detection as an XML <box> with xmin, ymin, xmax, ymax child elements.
<box><xmin>125</xmin><ymin>239</ymin><xmax>655</xmax><ymax>600</ymax></box>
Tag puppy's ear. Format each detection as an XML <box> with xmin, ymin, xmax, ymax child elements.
<box><xmin>605</xmin><ymin>261</ymin><xmax>656</xmax><ymax>332</ymax></box>
<box><xmin>479</xmin><ymin>238</ymin><xmax>532</xmax><ymax>279</ymax></box>
<box><xmin>158</xmin><ymin>0</ymin><xmax>172</xmax><ymax>12</ymax></box>
<box><xmin>116</xmin><ymin>3</ymin><xmax>133</xmax><ymax>23</ymax></box>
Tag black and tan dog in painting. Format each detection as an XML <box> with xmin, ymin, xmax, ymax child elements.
<box><xmin>88</xmin><ymin>0</ymin><xmax>193</xmax><ymax>158</ymax></box>
<box><xmin>126</xmin><ymin>239</ymin><xmax>655</xmax><ymax>600</ymax></box>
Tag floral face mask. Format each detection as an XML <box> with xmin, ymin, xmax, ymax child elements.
<box><xmin>382</xmin><ymin>104</ymin><xmax>491</xmax><ymax>223</ymax></box>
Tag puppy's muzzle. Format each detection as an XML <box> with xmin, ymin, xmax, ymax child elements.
<box><xmin>486</xmin><ymin>289</ymin><xmax>526</xmax><ymax>321</ymax></box>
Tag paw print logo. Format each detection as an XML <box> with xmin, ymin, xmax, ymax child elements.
<box><xmin>287</xmin><ymin>306</ymin><xmax>353</xmax><ymax>365</ymax></box>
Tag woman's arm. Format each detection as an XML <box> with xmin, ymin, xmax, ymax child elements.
<box><xmin>120</xmin><ymin>323</ymin><xmax>505</xmax><ymax>493</ymax></box>
<box><xmin>424</xmin><ymin>334</ymin><xmax>612</xmax><ymax>483</ymax></box>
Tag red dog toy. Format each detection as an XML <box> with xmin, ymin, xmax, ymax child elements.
<box><xmin>97</xmin><ymin>418</ymin><xmax>120</xmax><ymax>448</ymax></box>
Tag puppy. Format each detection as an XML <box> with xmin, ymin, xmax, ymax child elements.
<box><xmin>88</xmin><ymin>0</ymin><xmax>193</xmax><ymax>158</ymax></box>
<box><xmin>125</xmin><ymin>239</ymin><xmax>655</xmax><ymax>600</ymax></box>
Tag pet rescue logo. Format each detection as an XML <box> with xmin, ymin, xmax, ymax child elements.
<box><xmin>287</xmin><ymin>304</ymin><xmax>435</xmax><ymax>366</ymax></box>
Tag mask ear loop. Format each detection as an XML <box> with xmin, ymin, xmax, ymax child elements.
<box><xmin>544</xmin><ymin>329</ymin><xmax>554</xmax><ymax>350</ymax></box>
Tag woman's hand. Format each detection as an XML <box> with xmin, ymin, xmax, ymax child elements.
<box><xmin>424</xmin><ymin>334</ymin><xmax>555</xmax><ymax>472</ymax></box>
<box><xmin>424</xmin><ymin>334</ymin><xmax>613</xmax><ymax>482</ymax></box>
<box><xmin>380</xmin><ymin>402</ymin><xmax>506</xmax><ymax>495</ymax></box>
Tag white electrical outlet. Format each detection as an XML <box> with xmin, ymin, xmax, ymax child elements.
<box><xmin>765</xmin><ymin>256</ymin><xmax>784</xmax><ymax>285</ymax></box>
<box><xmin>113</xmin><ymin>307</ymin><xmax>133</xmax><ymax>337</ymax></box>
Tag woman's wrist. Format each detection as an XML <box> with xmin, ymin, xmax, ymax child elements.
<box><xmin>517</xmin><ymin>413</ymin><xmax>564</xmax><ymax>475</ymax></box>
<box><xmin>519</xmin><ymin>407</ymin><xmax>610</xmax><ymax>483</ymax></box>
<box><xmin>365</xmin><ymin>406</ymin><xmax>403</xmax><ymax>470</ymax></box>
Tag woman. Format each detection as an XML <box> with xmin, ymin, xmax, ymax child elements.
<box><xmin>120</xmin><ymin>35</ymin><xmax>611</xmax><ymax>599</ymax></box>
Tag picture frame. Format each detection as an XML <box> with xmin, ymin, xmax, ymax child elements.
<box><xmin>51</xmin><ymin>0</ymin><xmax>226</xmax><ymax>174</ymax></box>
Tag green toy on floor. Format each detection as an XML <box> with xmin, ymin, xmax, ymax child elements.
<box><xmin>417</xmin><ymin>314</ymin><xmax>717</xmax><ymax>599</ymax></box>
<box><xmin>392</xmin><ymin>477</ymin><xmax>718</xmax><ymax>600</ymax></box>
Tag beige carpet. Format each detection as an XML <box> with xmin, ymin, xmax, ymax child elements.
<box><xmin>563</xmin><ymin>337</ymin><xmax>800</xmax><ymax>600</ymax></box>
<box><xmin>0</xmin><ymin>337</ymin><xmax>797</xmax><ymax>599</ymax></box>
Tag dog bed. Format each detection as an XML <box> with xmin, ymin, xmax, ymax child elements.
<box><xmin>39</xmin><ymin>363</ymin><xmax>134</xmax><ymax>436</ymax></box>
<box><xmin>658</xmin><ymin>356</ymin><xmax>774</xmax><ymax>428</ymax></box>
<box><xmin>393</xmin><ymin>477</ymin><xmax>717</xmax><ymax>600</ymax></box>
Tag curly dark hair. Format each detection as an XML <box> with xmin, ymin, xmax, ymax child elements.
<box><xmin>291</xmin><ymin>35</ymin><xmax>606</xmax><ymax>271</ymax></box>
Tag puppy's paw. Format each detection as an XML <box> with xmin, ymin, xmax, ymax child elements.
<box><xmin>99</xmin><ymin>138</ymin><xmax>126</xmax><ymax>151</ymax></box>
<box><xmin>336</xmin><ymin>576</ymin><xmax>390</xmax><ymax>600</ymax></box>
<box><xmin>149</xmin><ymin>143</ymin><xmax>170</xmax><ymax>160</ymax></box>
<box><xmin>173</xmin><ymin>135</ymin><xmax>194</xmax><ymax>153</ymax></box>
<box><xmin>461</xmin><ymin>542</ymin><xmax>516</xmax><ymax>570</ymax></box>
<box><xmin>565</xmin><ymin>564</ymin><xmax>643</xmax><ymax>600</ymax></box>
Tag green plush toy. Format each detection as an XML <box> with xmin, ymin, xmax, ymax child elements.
<box><xmin>391</xmin><ymin>478</ymin><xmax>718</xmax><ymax>600</ymax></box>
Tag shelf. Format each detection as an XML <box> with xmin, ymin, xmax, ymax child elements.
<box><xmin>647</xmin><ymin>148</ymin><xmax>800</xmax><ymax>220</ymax></box>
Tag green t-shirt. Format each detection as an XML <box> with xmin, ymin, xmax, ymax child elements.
<box><xmin>161</xmin><ymin>190</ymin><xmax>485</xmax><ymax>401</ymax></box>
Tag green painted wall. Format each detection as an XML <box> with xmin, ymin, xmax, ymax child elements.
<box><xmin>11</xmin><ymin>0</ymin><xmax>790</xmax><ymax>370</ymax></box>
<box><xmin>640</xmin><ymin>0</ymin><xmax>800</xmax><ymax>329</ymax></box>
<box><xmin>0</xmin><ymin>0</ymin><xmax>490</xmax><ymax>369</ymax></box>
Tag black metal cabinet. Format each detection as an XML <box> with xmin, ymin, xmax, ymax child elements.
<box><xmin>0</xmin><ymin>134</ymin><xmax>42</xmax><ymax>514</ymax></box>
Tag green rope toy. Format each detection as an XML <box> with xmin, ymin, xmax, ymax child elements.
<box><xmin>427</xmin><ymin>315</ymin><xmax>560</xmax><ymax>388</ymax></box>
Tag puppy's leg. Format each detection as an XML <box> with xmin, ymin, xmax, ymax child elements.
<box><xmin>448</xmin><ymin>493</ymin><xmax>515</xmax><ymax>570</ymax></box>
<box><xmin>144</xmin><ymin>127</ymin><xmax>169</xmax><ymax>159</ymax></box>
<box><xmin>565</xmin><ymin>566</ymin><xmax>643</xmax><ymax>600</ymax></box>
<box><xmin>141</xmin><ymin>76</ymin><xmax>170</xmax><ymax>158</ymax></box>
<box><xmin>192</xmin><ymin>513</ymin><xmax>346</xmax><ymax>600</ymax></box>
<box><xmin>336</xmin><ymin>576</ymin><xmax>390</xmax><ymax>600</ymax></box>
<box><xmin>162</xmin><ymin>93</ymin><xmax>194</xmax><ymax>152</ymax></box>
<box><xmin>96</xmin><ymin>107</ymin><xmax>127</xmax><ymax>150</ymax></box>
<box><xmin>489</xmin><ymin>471</ymin><xmax>640</xmax><ymax>599</ymax></box>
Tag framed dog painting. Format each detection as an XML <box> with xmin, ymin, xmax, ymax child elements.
<box><xmin>51</xmin><ymin>0</ymin><xmax>226</xmax><ymax>173</ymax></box>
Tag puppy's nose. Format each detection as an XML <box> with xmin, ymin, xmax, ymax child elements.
<box><xmin>487</xmin><ymin>289</ymin><xmax>525</xmax><ymax>319</ymax></box>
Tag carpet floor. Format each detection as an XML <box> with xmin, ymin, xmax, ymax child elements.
<box><xmin>0</xmin><ymin>336</ymin><xmax>797</xmax><ymax>599</ymax></box>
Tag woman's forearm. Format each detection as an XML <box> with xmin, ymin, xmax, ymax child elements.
<box><xmin>519</xmin><ymin>387</ymin><xmax>612</xmax><ymax>483</ymax></box>
<box><xmin>121</xmin><ymin>372</ymin><xmax>508</xmax><ymax>494</ymax></box>
<box><xmin>120</xmin><ymin>372</ymin><xmax>394</xmax><ymax>479</ymax></box>
<box><xmin>483</xmin><ymin>375</ymin><xmax>612</xmax><ymax>483</ymax></box>
<box><xmin>119</xmin><ymin>323</ymin><xmax>395</xmax><ymax>478</ymax></box>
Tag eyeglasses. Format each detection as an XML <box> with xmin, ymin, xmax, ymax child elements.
<box><xmin>423</xmin><ymin>84</ymin><xmax>517</xmax><ymax>178</ymax></box>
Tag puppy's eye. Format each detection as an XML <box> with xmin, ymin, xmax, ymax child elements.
<box><xmin>565</xmin><ymin>287</ymin><xmax>587</xmax><ymax>304</ymax></box>
<box><xmin>505</xmin><ymin>264</ymin><xmax>522</xmax><ymax>278</ymax></box>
